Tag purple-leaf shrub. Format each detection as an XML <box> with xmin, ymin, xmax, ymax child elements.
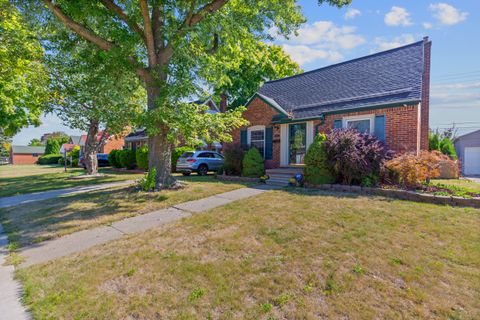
<box><xmin>323</xmin><ymin>129</ymin><xmax>392</xmax><ymax>185</ymax></box>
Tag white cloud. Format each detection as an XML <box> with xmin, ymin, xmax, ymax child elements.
<box><xmin>372</xmin><ymin>34</ymin><xmax>416</xmax><ymax>52</ymax></box>
<box><xmin>344</xmin><ymin>8</ymin><xmax>361</xmax><ymax>20</ymax></box>
<box><xmin>384</xmin><ymin>6</ymin><xmax>413</xmax><ymax>26</ymax></box>
<box><xmin>432</xmin><ymin>82</ymin><xmax>480</xmax><ymax>90</ymax></box>
<box><xmin>276</xmin><ymin>20</ymin><xmax>365</xmax><ymax>65</ymax></box>
<box><xmin>430</xmin><ymin>3</ymin><xmax>468</xmax><ymax>25</ymax></box>
<box><xmin>423</xmin><ymin>22</ymin><xmax>433</xmax><ymax>29</ymax></box>
<box><xmin>281</xmin><ymin>44</ymin><xmax>342</xmax><ymax>65</ymax></box>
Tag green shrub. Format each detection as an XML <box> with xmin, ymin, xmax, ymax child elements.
<box><xmin>439</xmin><ymin>137</ymin><xmax>457</xmax><ymax>159</ymax></box>
<box><xmin>139</xmin><ymin>168</ymin><xmax>157</xmax><ymax>191</ymax></box>
<box><xmin>304</xmin><ymin>134</ymin><xmax>335</xmax><ymax>185</ymax></box>
<box><xmin>44</xmin><ymin>139</ymin><xmax>60</xmax><ymax>155</ymax></box>
<box><xmin>172</xmin><ymin>146</ymin><xmax>195</xmax><ymax>172</ymax></box>
<box><xmin>37</xmin><ymin>154</ymin><xmax>63</xmax><ymax>165</ymax></box>
<box><xmin>242</xmin><ymin>147</ymin><xmax>265</xmax><ymax>178</ymax></box>
<box><xmin>223</xmin><ymin>144</ymin><xmax>244</xmax><ymax>176</ymax></box>
<box><xmin>108</xmin><ymin>150</ymin><xmax>122</xmax><ymax>168</ymax></box>
<box><xmin>119</xmin><ymin>149</ymin><xmax>136</xmax><ymax>169</ymax></box>
<box><xmin>136</xmin><ymin>146</ymin><xmax>149</xmax><ymax>170</ymax></box>
<box><xmin>68</xmin><ymin>146</ymin><xmax>80</xmax><ymax>162</ymax></box>
<box><xmin>428</xmin><ymin>132</ymin><xmax>440</xmax><ymax>151</ymax></box>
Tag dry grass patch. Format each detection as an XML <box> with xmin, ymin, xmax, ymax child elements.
<box><xmin>0</xmin><ymin>165</ymin><xmax>143</xmax><ymax>197</ymax></box>
<box><xmin>0</xmin><ymin>176</ymin><xmax>247</xmax><ymax>248</ymax></box>
<box><xmin>17</xmin><ymin>189</ymin><xmax>480</xmax><ymax>319</ymax></box>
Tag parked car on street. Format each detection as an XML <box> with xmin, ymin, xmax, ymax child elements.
<box><xmin>176</xmin><ymin>151</ymin><xmax>224</xmax><ymax>176</ymax></box>
<box><xmin>79</xmin><ymin>153</ymin><xmax>110</xmax><ymax>169</ymax></box>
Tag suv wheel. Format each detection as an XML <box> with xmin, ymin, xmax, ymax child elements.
<box><xmin>197</xmin><ymin>164</ymin><xmax>208</xmax><ymax>176</ymax></box>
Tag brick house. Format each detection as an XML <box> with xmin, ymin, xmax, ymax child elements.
<box><xmin>72</xmin><ymin>132</ymin><xmax>125</xmax><ymax>156</ymax></box>
<box><xmin>232</xmin><ymin>38</ymin><xmax>432</xmax><ymax>169</ymax></box>
<box><xmin>9</xmin><ymin>146</ymin><xmax>45</xmax><ymax>165</ymax></box>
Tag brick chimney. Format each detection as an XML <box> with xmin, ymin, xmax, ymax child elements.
<box><xmin>220</xmin><ymin>93</ymin><xmax>228</xmax><ymax>113</ymax></box>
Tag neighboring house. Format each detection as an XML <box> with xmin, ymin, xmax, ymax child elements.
<box><xmin>231</xmin><ymin>38</ymin><xmax>432</xmax><ymax>169</ymax></box>
<box><xmin>125</xmin><ymin>96</ymin><xmax>227</xmax><ymax>151</ymax></box>
<box><xmin>66</xmin><ymin>133</ymin><xmax>125</xmax><ymax>157</ymax></box>
<box><xmin>454</xmin><ymin>130</ymin><xmax>480</xmax><ymax>176</ymax></box>
<box><xmin>60</xmin><ymin>143</ymin><xmax>77</xmax><ymax>155</ymax></box>
<box><xmin>9</xmin><ymin>146</ymin><xmax>45</xmax><ymax>165</ymax></box>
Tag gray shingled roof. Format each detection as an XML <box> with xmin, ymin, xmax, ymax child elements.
<box><xmin>257</xmin><ymin>40</ymin><xmax>426</xmax><ymax>119</ymax></box>
<box><xmin>11</xmin><ymin>146</ymin><xmax>45</xmax><ymax>154</ymax></box>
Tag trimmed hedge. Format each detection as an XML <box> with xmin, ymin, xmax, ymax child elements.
<box><xmin>242</xmin><ymin>147</ymin><xmax>265</xmax><ymax>178</ymax></box>
<box><xmin>136</xmin><ymin>146</ymin><xmax>149</xmax><ymax>170</ymax></box>
<box><xmin>108</xmin><ymin>150</ymin><xmax>122</xmax><ymax>168</ymax></box>
<box><xmin>119</xmin><ymin>149</ymin><xmax>136</xmax><ymax>169</ymax></box>
<box><xmin>37</xmin><ymin>154</ymin><xmax>63</xmax><ymax>165</ymax></box>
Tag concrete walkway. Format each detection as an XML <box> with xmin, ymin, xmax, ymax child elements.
<box><xmin>0</xmin><ymin>224</ymin><xmax>30</xmax><ymax>319</ymax></box>
<box><xmin>19</xmin><ymin>185</ymin><xmax>276</xmax><ymax>268</ymax></box>
<box><xmin>466</xmin><ymin>176</ymin><xmax>480</xmax><ymax>184</ymax></box>
<box><xmin>0</xmin><ymin>180</ymin><xmax>135</xmax><ymax>209</ymax></box>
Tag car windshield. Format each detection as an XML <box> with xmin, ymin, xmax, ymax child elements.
<box><xmin>180</xmin><ymin>152</ymin><xmax>195</xmax><ymax>158</ymax></box>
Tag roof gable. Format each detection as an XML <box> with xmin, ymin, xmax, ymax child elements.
<box><xmin>257</xmin><ymin>39</ymin><xmax>427</xmax><ymax>119</ymax></box>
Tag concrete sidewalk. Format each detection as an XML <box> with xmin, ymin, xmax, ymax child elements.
<box><xmin>0</xmin><ymin>224</ymin><xmax>30</xmax><ymax>319</ymax></box>
<box><xmin>19</xmin><ymin>185</ymin><xmax>278</xmax><ymax>267</ymax></box>
<box><xmin>0</xmin><ymin>180</ymin><xmax>135</xmax><ymax>209</ymax></box>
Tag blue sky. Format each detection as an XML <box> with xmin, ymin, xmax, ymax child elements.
<box><xmin>13</xmin><ymin>1</ymin><xmax>480</xmax><ymax>144</ymax></box>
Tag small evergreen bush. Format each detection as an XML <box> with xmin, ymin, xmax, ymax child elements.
<box><xmin>242</xmin><ymin>147</ymin><xmax>265</xmax><ymax>178</ymax></box>
<box><xmin>136</xmin><ymin>146</ymin><xmax>149</xmax><ymax>170</ymax></box>
<box><xmin>37</xmin><ymin>154</ymin><xmax>63</xmax><ymax>165</ymax></box>
<box><xmin>304</xmin><ymin>134</ymin><xmax>335</xmax><ymax>185</ymax></box>
<box><xmin>428</xmin><ymin>132</ymin><xmax>440</xmax><ymax>151</ymax></box>
<box><xmin>108</xmin><ymin>150</ymin><xmax>123</xmax><ymax>168</ymax></box>
<box><xmin>119</xmin><ymin>149</ymin><xmax>136</xmax><ymax>169</ymax></box>
<box><xmin>223</xmin><ymin>144</ymin><xmax>244</xmax><ymax>176</ymax></box>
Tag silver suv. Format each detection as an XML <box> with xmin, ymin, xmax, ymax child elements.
<box><xmin>176</xmin><ymin>151</ymin><xmax>224</xmax><ymax>176</ymax></box>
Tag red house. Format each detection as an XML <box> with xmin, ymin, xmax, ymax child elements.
<box><xmin>231</xmin><ymin>38</ymin><xmax>431</xmax><ymax>169</ymax></box>
<box><xmin>9</xmin><ymin>146</ymin><xmax>45</xmax><ymax>165</ymax></box>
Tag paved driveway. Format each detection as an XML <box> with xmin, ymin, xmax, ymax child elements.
<box><xmin>466</xmin><ymin>176</ymin><xmax>480</xmax><ymax>184</ymax></box>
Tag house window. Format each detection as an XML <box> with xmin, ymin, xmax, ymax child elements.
<box><xmin>247</xmin><ymin>125</ymin><xmax>265</xmax><ymax>157</ymax></box>
<box><xmin>32</xmin><ymin>153</ymin><xmax>39</xmax><ymax>157</ymax></box>
<box><xmin>343</xmin><ymin>115</ymin><xmax>374</xmax><ymax>134</ymax></box>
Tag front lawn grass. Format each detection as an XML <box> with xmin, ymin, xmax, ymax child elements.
<box><xmin>431</xmin><ymin>178</ymin><xmax>480</xmax><ymax>193</ymax></box>
<box><xmin>0</xmin><ymin>165</ymin><xmax>143</xmax><ymax>197</ymax></box>
<box><xmin>0</xmin><ymin>176</ymin><xmax>248</xmax><ymax>249</ymax></box>
<box><xmin>17</xmin><ymin>189</ymin><xmax>480</xmax><ymax>319</ymax></box>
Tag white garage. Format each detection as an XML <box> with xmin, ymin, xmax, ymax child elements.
<box><xmin>454</xmin><ymin>130</ymin><xmax>480</xmax><ymax>176</ymax></box>
<box><xmin>464</xmin><ymin>147</ymin><xmax>480</xmax><ymax>175</ymax></box>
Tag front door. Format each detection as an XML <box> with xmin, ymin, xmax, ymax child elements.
<box><xmin>289</xmin><ymin>123</ymin><xmax>306</xmax><ymax>165</ymax></box>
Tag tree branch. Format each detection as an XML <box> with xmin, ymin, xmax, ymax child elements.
<box><xmin>139</xmin><ymin>0</ymin><xmax>157</xmax><ymax>66</ymax></box>
<box><xmin>43</xmin><ymin>0</ymin><xmax>114</xmax><ymax>51</ymax></box>
<box><xmin>151</xmin><ymin>4</ymin><xmax>164</xmax><ymax>52</ymax></box>
<box><xmin>188</xmin><ymin>0</ymin><xmax>229</xmax><ymax>27</ymax></box>
<box><xmin>100</xmin><ymin>0</ymin><xmax>145</xmax><ymax>41</ymax></box>
<box><xmin>206</xmin><ymin>33</ymin><xmax>219</xmax><ymax>55</ymax></box>
<box><xmin>43</xmin><ymin>0</ymin><xmax>150</xmax><ymax>83</ymax></box>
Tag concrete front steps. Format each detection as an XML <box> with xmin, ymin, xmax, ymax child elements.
<box><xmin>266</xmin><ymin>167</ymin><xmax>304</xmax><ymax>186</ymax></box>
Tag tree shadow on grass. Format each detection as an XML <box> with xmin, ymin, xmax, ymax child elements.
<box><xmin>0</xmin><ymin>176</ymin><xmax>252</xmax><ymax>250</ymax></box>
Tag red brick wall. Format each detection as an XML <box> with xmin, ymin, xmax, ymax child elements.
<box><xmin>10</xmin><ymin>153</ymin><xmax>43</xmax><ymax>165</ymax></box>
<box><xmin>231</xmin><ymin>97</ymin><xmax>281</xmax><ymax>168</ymax></box>
<box><xmin>421</xmin><ymin>38</ymin><xmax>432</xmax><ymax>151</ymax></box>
<box><xmin>314</xmin><ymin>104</ymin><xmax>421</xmax><ymax>153</ymax></box>
<box><xmin>232</xmin><ymin>101</ymin><xmax>424</xmax><ymax>168</ymax></box>
<box><xmin>102</xmin><ymin>135</ymin><xmax>125</xmax><ymax>154</ymax></box>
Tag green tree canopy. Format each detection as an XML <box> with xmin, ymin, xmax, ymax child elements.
<box><xmin>22</xmin><ymin>0</ymin><xmax>351</xmax><ymax>188</ymax></box>
<box><xmin>28</xmin><ymin>138</ymin><xmax>43</xmax><ymax>146</ymax></box>
<box><xmin>0</xmin><ymin>0</ymin><xmax>51</xmax><ymax>136</ymax></box>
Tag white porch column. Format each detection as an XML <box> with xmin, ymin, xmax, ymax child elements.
<box><xmin>306</xmin><ymin>121</ymin><xmax>314</xmax><ymax>148</ymax></box>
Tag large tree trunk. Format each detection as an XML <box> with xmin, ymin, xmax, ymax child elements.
<box><xmin>84</xmin><ymin>119</ymin><xmax>99</xmax><ymax>175</ymax></box>
<box><xmin>146</xmin><ymin>85</ymin><xmax>176</xmax><ymax>189</ymax></box>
